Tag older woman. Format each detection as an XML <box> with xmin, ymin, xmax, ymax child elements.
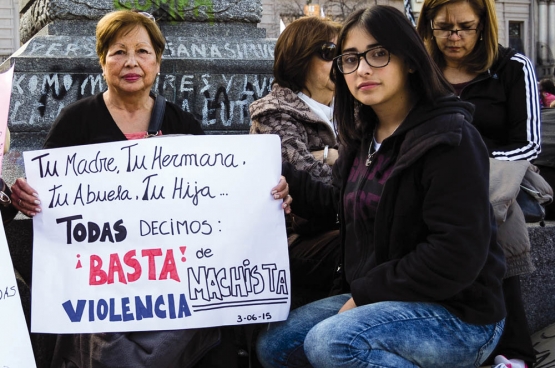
<box><xmin>417</xmin><ymin>0</ymin><xmax>540</xmax><ymax>366</ymax></box>
<box><xmin>249</xmin><ymin>17</ymin><xmax>342</xmax><ymax>308</ymax></box>
<box><xmin>11</xmin><ymin>10</ymin><xmax>291</xmax><ymax>368</ymax></box>
<box><xmin>11</xmin><ymin>10</ymin><xmax>200</xmax><ymax>217</ymax></box>
<box><xmin>250</xmin><ymin>16</ymin><xmax>341</xmax><ymax>182</ymax></box>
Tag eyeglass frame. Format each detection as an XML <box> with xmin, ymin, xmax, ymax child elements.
<box><xmin>317</xmin><ymin>42</ymin><xmax>337</xmax><ymax>62</ymax></box>
<box><xmin>333</xmin><ymin>46</ymin><xmax>391</xmax><ymax>75</ymax></box>
<box><xmin>430</xmin><ymin>20</ymin><xmax>480</xmax><ymax>39</ymax></box>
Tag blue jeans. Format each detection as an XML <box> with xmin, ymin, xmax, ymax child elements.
<box><xmin>256</xmin><ymin>294</ymin><xmax>504</xmax><ymax>368</ymax></box>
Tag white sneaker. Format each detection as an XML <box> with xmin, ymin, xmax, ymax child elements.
<box><xmin>493</xmin><ymin>355</ymin><xmax>527</xmax><ymax>368</ymax></box>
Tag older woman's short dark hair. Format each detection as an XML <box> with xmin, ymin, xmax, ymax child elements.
<box><xmin>96</xmin><ymin>10</ymin><xmax>165</xmax><ymax>66</ymax></box>
<box><xmin>273</xmin><ymin>17</ymin><xmax>341</xmax><ymax>93</ymax></box>
<box><xmin>417</xmin><ymin>0</ymin><xmax>498</xmax><ymax>73</ymax></box>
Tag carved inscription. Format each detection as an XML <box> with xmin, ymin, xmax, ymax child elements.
<box><xmin>9</xmin><ymin>73</ymin><xmax>273</xmax><ymax>130</ymax></box>
<box><xmin>23</xmin><ymin>40</ymin><xmax>275</xmax><ymax>60</ymax></box>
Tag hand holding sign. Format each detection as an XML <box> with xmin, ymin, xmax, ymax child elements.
<box><xmin>10</xmin><ymin>177</ymin><xmax>41</xmax><ymax>216</ymax></box>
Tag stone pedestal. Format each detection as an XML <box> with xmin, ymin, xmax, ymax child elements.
<box><xmin>19</xmin><ymin>0</ymin><xmax>263</xmax><ymax>43</ymax></box>
<box><xmin>1</xmin><ymin>0</ymin><xmax>276</xmax><ymax>187</ymax></box>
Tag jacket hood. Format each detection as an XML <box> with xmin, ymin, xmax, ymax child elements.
<box><xmin>394</xmin><ymin>94</ymin><xmax>475</xmax><ymax>137</ymax></box>
<box><xmin>386</xmin><ymin>94</ymin><xmax>476</xmax><ymax>175</ymax></box>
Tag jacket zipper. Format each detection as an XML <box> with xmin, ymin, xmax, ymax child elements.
<box><xmin>458</xmin><ymin>70</ymin><xmax>492</xmax><ymax>98</ymax></box>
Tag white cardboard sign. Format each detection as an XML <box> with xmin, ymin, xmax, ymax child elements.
<box><xmin>25</xmin><ymin>134</ymin><xmax>290</xmax><ymax>333</ymax></box>
<box><xmin>0</xmin><ymin>211</ymin><xmax>37</xmax><ymax>367</ymax></box>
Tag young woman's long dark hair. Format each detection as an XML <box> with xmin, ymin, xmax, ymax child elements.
<box><xmin>332</xmin><ymin>5</ymin><xmax>453</xmax><ymax>150</ymax></box>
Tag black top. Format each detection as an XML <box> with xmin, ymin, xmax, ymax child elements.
<box><xmin>44</xmin><ymin>93</ymin><xmax>204</xmax><ymax>149</ymax></box>
<box><xmin>458</xmin><ymin>45</ymin><xmax>541</xmax><ymax>161</ymax></box>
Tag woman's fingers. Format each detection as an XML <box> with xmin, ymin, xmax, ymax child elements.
<box><xmin>282</xmin><ymin>194</ymin><xmax>293</xmax><ymax>214</ymax></box>
<box><xmin>11</xmin><ymin>178</ymin><xmax>41</xmax><ymax>216</ymax></box>
<box><xmin>271</xmin><ymin>176</ymin><xmax>291</xmax><ymax>214</ymax></box>
<box><xmin>271</xmin><ymin>176</ymin><xmax>289</xmax><ymax>199</ymax></box>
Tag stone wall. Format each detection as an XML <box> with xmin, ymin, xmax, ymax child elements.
<box><xmin>2</xmin><ymin>0</ymin><xmax>275</xmax><ymax>216</ymax></box>
<box><xmin>521</xmin><ymin>223</ymin><xmax>555</xmax><ymax>334</ymax></box>
<box><xmin>6</xmin><ymin>28</ymin><xmax>274</xmax><ymax>134</ymax></box>
<box><xmin>19</xmin><ymin>0</ymin><xmax>263</xmax><ymax>43</ymax></box>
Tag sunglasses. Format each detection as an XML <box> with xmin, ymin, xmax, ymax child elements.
<box><xmin>133</xmin><ymin>10</ymin><xmax>156</xmax><ymax>22</ymax></box>
<box><xmin>318</xmin><ymin>42</ymin><xmax>337</xmax><ymax>62</ymax></box>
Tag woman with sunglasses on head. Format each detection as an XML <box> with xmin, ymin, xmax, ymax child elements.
<box><xmin>249</xmin><ymin>16</ymin><xmax>342</xmax><ymax>309</ymax></box>
<box><xmin>417</xmin><ymin>0</ymin><xmax>542</xmax><ymax>366</ymax></box>
<box><xmin>256</xmin><ymin>5</ymin><xmax>506</xmax><ymax>367</ymax></box>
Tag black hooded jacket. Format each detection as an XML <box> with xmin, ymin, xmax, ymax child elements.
<box><xmin>458</xmin><ymin>45</ymin><xmax>541</xmax><ymax>161</ymax></box>
<box><xmin>284</xmin><ymin>95</ymin><xmax>507</xmax><ymax>325</ymax></box>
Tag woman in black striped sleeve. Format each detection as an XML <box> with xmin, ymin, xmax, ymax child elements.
<box><xmin>417</xmin><ymin>0</ymin><xmax>541</xmax><ymax>366</ymax></box>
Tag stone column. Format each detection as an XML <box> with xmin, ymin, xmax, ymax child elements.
<box><xmin>539</xmin><ymin>0</ymin><xmax>549</xmax><ymax>63</ymax></box>
<box><xmin>549</xmin><ymin>0</ymin><xmax>555</xmax><ymax>63</ymax></box>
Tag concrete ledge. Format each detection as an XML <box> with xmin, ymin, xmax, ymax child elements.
<box><xmin>521</xmin><ymin>221</ymin><xmax>555</xmax><ymax>333</ymax></box>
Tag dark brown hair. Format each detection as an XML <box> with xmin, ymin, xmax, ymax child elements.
<box><xmin>96</xmin><ymin>10</ymin><xmax>165</xmax><ymax>66</ymax></box>
<box><xmin>273</xmin><ymin>16</ymin><xmax>341</xmax><ymax>93</ymax></box>
<box><xmin>540</xmin><ymin>78</ymin><xmax>555</xmax><ymax>95</ymax></box>
<box><xmin>332</xmin><ymin>5</ymin><xmax>453</xmax><ymax>150</ymax></box>
<box><xmin>417</xmin><ymin>0</ymin><xmax>498</xmax><ymax>73</ymax></box>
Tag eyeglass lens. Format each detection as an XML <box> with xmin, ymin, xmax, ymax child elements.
<box><xmin>433</xmin><ymin>29</ymin><xmax>476</xmax><ymax>38</ymax></box>
<box><xmin>337</xmin><ymin>47</ymin><xmax>390</xmax><ymax>74</ymax></box>
<box><xmin>319</xmin><ymin>42</ymin><xmax>337</xmax><ymax>61</ymax></box>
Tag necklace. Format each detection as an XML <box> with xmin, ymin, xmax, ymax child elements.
<box><xmin>365</xmin><ymin>106</ymin><xmax>413</xmax><ymax>166</ymax></box>
<box><xmin>366</xmin><ymin>129</ymin><xmax>378</xmax><ymax>166</ymax></box>
<box><xmin>366</xmin><ymin>149</ymin><xmax>377</xmax><ymax>166</ymax></box>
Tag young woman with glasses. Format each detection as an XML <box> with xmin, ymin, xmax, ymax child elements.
<box><xmin>249</xmin><ymin>17</ymin><xmax>342</xmax><ymax>309</ymax></box>
<box><xmin>256</xmin><ymin>6</ymin><xmax>506</xmax><ymax>367</ymax></box>
<box><xmin>418</xmin><ymin>0</ymin><xmax>541</xmax><ymax>366</ymax></box>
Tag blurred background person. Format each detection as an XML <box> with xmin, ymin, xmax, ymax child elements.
<box><xmin>418</xmin><ymin>0</ymin><xmax>543</xmax><ymax>366</ymax></box>
<box><xmin>249</xmin><ymin>16</ymin><xmax>342</xmax><ymax>309</ymax></box>
<box><xmin>539</xmin><ymin>78</ymin><xmax>555</xmax><ymax>108</ymax></box>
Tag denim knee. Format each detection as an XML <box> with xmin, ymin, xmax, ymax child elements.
<box><xmin>256</xmin><ymin>295</ymin><xmax>351</xmax><ymax>368</ymax></box>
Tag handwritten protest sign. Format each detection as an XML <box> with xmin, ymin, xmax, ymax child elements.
<box><xmin>25</xmin><ymin>135</ymin><xmax>290</xmax><ymax>333</ymax></box>
<box><xmin>0</xmin><ymin>212</ymin><xmax>37</xmax><ymax>367</ymax></box>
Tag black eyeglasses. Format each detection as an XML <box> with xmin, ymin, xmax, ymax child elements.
<box><xmin>317</xmin><ymin>42</ymin><xmax>337</xmax><ymax>62</ymax></box>
<box><xmin>430</xmin><ymin>21</ymin><xmax>479</xmax><ymax>39</ymax></box>
<box><xmin>334</xmin><ymin>46</ymin><xmax>391</xmax><ymax>74</ymax></box>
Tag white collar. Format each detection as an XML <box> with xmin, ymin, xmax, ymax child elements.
<box><xmin>297</xmin><ymin>92</ymin><xmax>335</xmax><ymax>136</ymax></box>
